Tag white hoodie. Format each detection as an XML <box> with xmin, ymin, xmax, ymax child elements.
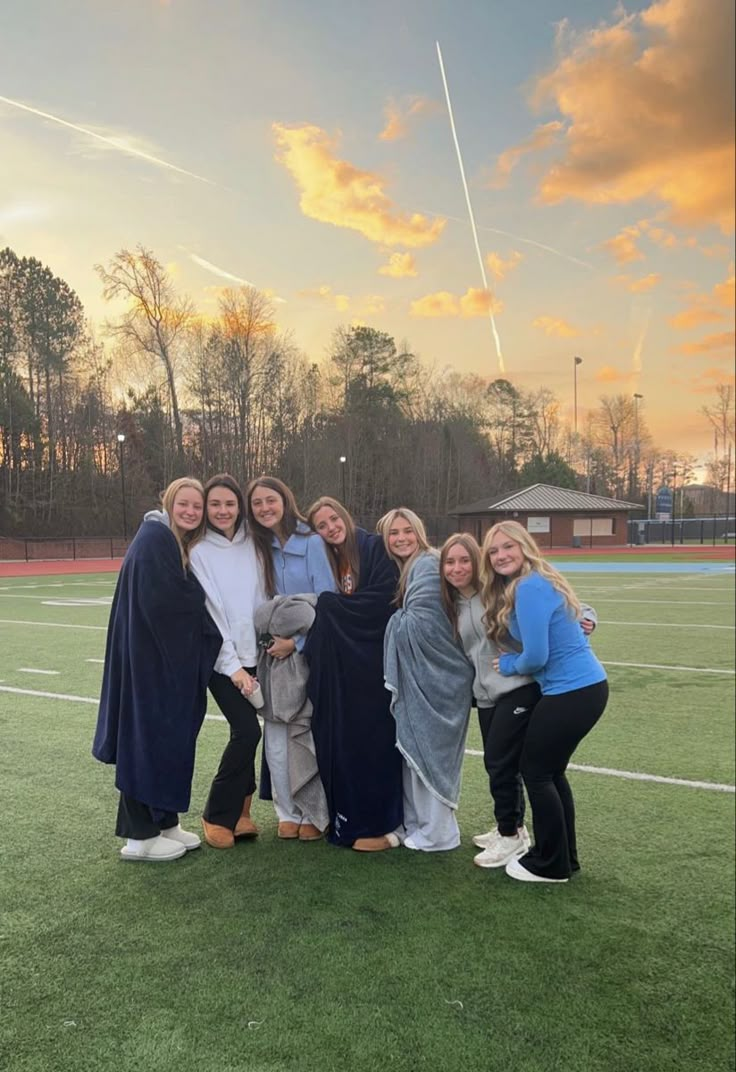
<box><xmin>189</xmin><ymin>523</ymin><xmax>266</xmax><ymax>677</ymax></box>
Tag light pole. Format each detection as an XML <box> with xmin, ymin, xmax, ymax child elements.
<box><xmin>573</xmin><ymin>357</ymin><xmax>582</xmax><ymax>435</ymax></box>
<box><xmin>117</xmin><ymin>433</ymin><xmax>128</xmax><ymax>541</ymax></box>
<box><xmin>633</xmin><ymin>393</ymin><xmax>643</xmax><ymax>499</ymax></box>
<box><xmin>669</xmin><ymin>464</ymin><xmax>677</xmax><ymax>547</ymax></box>
<box><xmin>339</xmin><ymin>455</ymin><xmax>347</xmax><ymax>505</ymax></box>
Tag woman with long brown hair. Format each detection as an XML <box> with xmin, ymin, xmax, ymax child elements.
<box><xmin>93</xmin><ymin>478</ymin><xmax>221</xmax><ymax>862</ymax></box>
<box><xmin>485</xmin><ymin>520</ymin><xmax>608</xmax><ymax>884</ymax></box>
<box><xmin>245</xmin><ymin>476</ymin><xmax>336</xmax><ymax>841</ymax></box>
<box><xmin>305</xmin><ymin>497</ymin><xmax>403</xmax><ymax>851</ymax></box>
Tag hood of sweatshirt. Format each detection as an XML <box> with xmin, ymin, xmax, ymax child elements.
<box><xmin>143</xmin><ymin>509</ymin><xmax>171</xmax><ymax>527</ymax></box>
<box><xmin>202</xmin><ymin>521</ymin><xmax>247</xmax><ymax>549</ymax></box>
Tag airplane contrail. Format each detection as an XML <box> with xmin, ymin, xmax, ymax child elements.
<box><xmin>436</xmin><ymin>42</ymin><xmax>505</xmax><ymax>374</ymax></box>
<box><xmin>186</xmin><ymin>251</ymin><xmax>255</xmax><ymax>286</ymax></box>
<box><xmin>0</xmin><ymin>93</ymin><xmax>219</xmax><ymax>187</ymax></box>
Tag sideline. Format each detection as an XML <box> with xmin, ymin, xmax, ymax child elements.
<box><xmin>3</xmin><ymin>685</ymin><xmax>734</xmax><ymax>795</ymax></box>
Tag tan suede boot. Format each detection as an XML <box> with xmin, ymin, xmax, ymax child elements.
<box><xmin>201</xmin><ymin>818</ymin><xmax>235</xmax><ymax>849</ymax></box>
<box><xmin>234</xmin><ymin>795</ymin><xmax>259</xmax><ymax>839</ymax></box>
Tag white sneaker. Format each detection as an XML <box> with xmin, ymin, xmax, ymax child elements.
<box><xmin>473</xmin><ymin>832</ymin><xmax>527</xmax><ymax>869</ymax></box>
<box><xmin>519</xmin><ymin>825</ymin><xmax>531</xmax><ymax>849</ymax></box>
<box><xmin>505</xmin><ymin>855</ymin><xmax>568</xmax><ymax>884</ymax></box>
<box><xmin>160</xmin><ymin>824</ymin><xmax>201</xmax><ymax>851</ymax></box>
<box><xmin>472</xmin><ymin>827</ymin><xmax>499</xmax><ymax>850</ymax></box>
<box><xmin>120</xmin><ymin>835</ymin><xmax>186</xmax><ymax>862</ymax></box>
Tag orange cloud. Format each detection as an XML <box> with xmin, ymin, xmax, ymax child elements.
<box><xmin>379</xmin><ymin>96</ymin><xmax>440</xmax><ymax>141</ymax></box>
<box><xmin>669</xmin><ymin>267</ymin><xmax>734</xmax><ymax>328</ymax></box>
<box><xmin>601</xmin><ymin>225</ymin><xmax>645</xmax><ymax>265</ymax></box>
<box><xmin>486</xmin><ymin>250</ymin><xmax>523</xmax><ymax>281</ymax></box>
<box><xmin>614</xmin><ymin>273</ymin><xmax>662</xmax><ymax>292</ymax></box>
<box><xmin>410</xmin><ymin>288</ymin><xmax>503</xmax><ymax>318</ymax></box>
<box><xmin>298</xmin><ymin>284</ymin><xmax>350</xmax><ymax>311</ymax></box>
<box><xmin>272</xmin><ymin>123</ymin><xmax>446</xmax><ymax>248</ymax></box>
<box><xmin>378</xmin><ymin>252</ymin><xmax>418</xmax><ymax>278</ymax></box>
<box><xmin>356</xmin><ymin>294</ymin><xmax>386</xmax><ymax>315</ymax></box>
<box><xmin>488</xmin><ymin>121</ymin><xmax>564</xmax><ymax>188</ymax></box>
<box><xmin>596</xmin><ymin>365</ymin><xmax>633</xmax><ymax>383</ymax></box>
<box><xmin>684</xmin><ymin>367</ymin><xmax>736</xmax><ymax>392</ymax></box>
<box><xmin>509</xmin><ymin>0</ymin><xmax>735</xmax><ymax>231</ymax></box>
<box><xmin>678</xmin><ymin>331</ymin><xmax>735</xmax><ymax>356</ymax></box>
<box><xmin>532</xmin><ymin>315</ymin><xmax>581</xmax><ymax>338</ymax></box>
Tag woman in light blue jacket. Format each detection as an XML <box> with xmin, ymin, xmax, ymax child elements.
<box><xmin>245</xmin><ymin>476</ymin><xmax>337</xmax><ymax>841</ymax></box>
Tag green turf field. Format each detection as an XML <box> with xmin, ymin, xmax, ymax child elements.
<box><xmin>1</xmin><ymin>567</ymin><xmax>734</xmax><ymax>1072</ymax></box>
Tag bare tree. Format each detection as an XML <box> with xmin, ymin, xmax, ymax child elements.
<box><xmin>96</xmin><ymin>247</ymin><xmax>193</xmax><ymax>457</ymax></box>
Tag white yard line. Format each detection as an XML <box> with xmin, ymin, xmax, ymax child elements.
<box><xmin>599</xmin><ymin>620</ymin><xmax>734</xmax><ymax>630</ymax></box>
<box><xmin>86</xmin><ymin>658</ymin><xmax>105</xmax><ymax>664</ymax></box>
<box><xmin>0</xmin><ymin>619</ymin><xmax>106</xmax><ymax>631</ymax></box>
<box><xmin>0</xmin><ymin>593</ymin><xmax>111</xmax><ymax>604</ymax></box>
<box><xmin>3</xmin><ymin>686</ymin><xmax>732</xmax><ymax>794</ymax></box>
<box><xmin>464</xmin><ymin>750</ymin><xmax>734</xmax><ymax>793</ymax></box>
<box><xmin>586</xmin><ymin>599</ymin><xmax>733</xmax><ymax>606</ymax></box>
<box><xmin>603</xmin><ymin>660</ymin><xmax>734</xmax><ymax>675</ymax></box>
<box><xmin>17</xmin><ymin>668</ymin><xmax>60</xmax><ymax>676</ymax></box>
<box><xmin>0</xmin><ymin>581</ymin><xmax>114</xmax><ymax>591</ymax></box>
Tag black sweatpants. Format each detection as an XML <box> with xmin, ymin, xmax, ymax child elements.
<box><xmin>116</xmin><ymin>794</ymin><xmax>177</xmax><ymax>840</ymax></box>
<box><xmin>519</xmin><ymin>679</ymin><xmax>609</xmax><ymax>880</ymax></box>
<box><xmin>202</xmin><ymin>668</ymin><xmax>262</xmax><ymax>830</ymax></box>
<box><xmin>477</xmin><ymin>683</ymin><xmax>541</xmax><ymax>837</ymax></box>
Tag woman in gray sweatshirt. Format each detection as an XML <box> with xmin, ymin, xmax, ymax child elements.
<box><xmin>439</xmin><ymin>533</ymin><xmax>596</xmax><ymax>871</ymax></box>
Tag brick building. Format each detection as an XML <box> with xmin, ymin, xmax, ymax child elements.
<box><xmin>451</xmin><ymin>484</ymin><xmax>643</xmax><ymax>548</ymax></box>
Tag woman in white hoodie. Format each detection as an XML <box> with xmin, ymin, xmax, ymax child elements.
<box><xmin>189</xmin><ymin>474</ymin><xmax>266</xmax><ymax>850</ymax></box>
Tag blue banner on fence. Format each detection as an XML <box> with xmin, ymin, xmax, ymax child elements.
<box><xmin>655</xmin><ymin>485</ymin><xmax>673</xmax><ymax>519</ymax></box>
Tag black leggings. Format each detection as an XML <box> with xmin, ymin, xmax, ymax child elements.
<box><xmin>202</xmin><ymin>668</ymin><xmax>262</xmax><ymax>830</ymax></box>
<box><xmin>519</xmin><ymin>680</ymin><xmax>609</xmax><ymax>880</ymax></box>
<box><xmin>116</xmin><ymin>795</ymin><xmax>177</xmax><ymax>840</ymax></box>
<box><xmin>477</xmin><ymin>683</ymin><xmax>541</xmax><ymax>836</ymax></box>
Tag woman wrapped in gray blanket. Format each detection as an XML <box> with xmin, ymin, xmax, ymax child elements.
<box><xmin>380</xmin><ymin>508</ymin><xmax>474</xmax><ymax>851</ymax></box>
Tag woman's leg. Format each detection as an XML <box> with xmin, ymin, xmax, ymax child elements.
<box><xmin>263</xmin><ymin>721</ymin><xmax>303</xmax><ymax>824</ymax></box>
<box><xmin>203</xmin><ymin>670</ymin><xmax>262</xmax><ymax>830</ymax></box>
<box><xmin>483</xmin><ymin>683</ymin><xmax>540</xmax><ymax>836</ymax></box>
<box><xmin>115</xmin><ymin>794</ymin><xmax>177</xmax><ymax>839</ymax></box>
<box><xmin>518</xmin><ymin>681</ymin><xmax>609</xmax><ymax>879</ymax></box>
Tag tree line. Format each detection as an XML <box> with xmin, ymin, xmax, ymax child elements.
<box><xmin>0</xmin><ymin>244</ymin><xmax>732</xmax><ymax>539</ymax></box>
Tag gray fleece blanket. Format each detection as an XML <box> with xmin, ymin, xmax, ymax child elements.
<box><xmin>384</xmin><ymin>552</ymin><xmax>474</xmax><ymax>808</ymax></box>
<box><xmin>254</xmin><ymin>594</ymin><xmax>328</xmax><ymax>831</ymax></box>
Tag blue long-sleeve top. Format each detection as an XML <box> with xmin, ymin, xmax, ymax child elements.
<box><xmin>270</xmin><ymin>521</ymin><xmax>338</xmax><ymax>651</ymax></box>
<box><xmin>497</xmin><ymin>572</ymin><xmax>606</xmax><ymax>695</ymax></box>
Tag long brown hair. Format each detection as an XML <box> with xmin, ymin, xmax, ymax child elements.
<box><xmin>161</xmin><ymin>477</ymin><xmax>206</xmax><ymax>568</ymax></box>
<box><xmin>480</xmin><ymin>520</ymin><xmax>581</xmax><ymax>645</ymax></box>
<box><xmin>245</xmin><ymin>475</ymin><xmax>305</xmax><ymax>598</ymax></box>
<box><xmin>439</xmin><ymin>533</ymin><xmax>481</xmax><ymax>636</ymax></box>
<box><xmin>376</xmin><ymin>507</ymin><xmax>431</xmax><ymax>605</ymax></box>
<box><xmin>307</xmin><ymin>496</ymin><xmax>360</xmax><ymax>591</ymax></box>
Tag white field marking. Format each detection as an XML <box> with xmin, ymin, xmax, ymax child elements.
<box><xmin>0</xmin><ymin>618</ymin><xmax>106</xmax><ymax>631</ymax></box>
<box><xmin>0</xmin><ymin>593</ymin><xmax>111</xmax><ymax>603</ymax></box>
<box><xmin>17</xmin><ymin>667</ymin><xmax>60</xmax><ymax>676</ymax></box>
<box><xmin>464</xmin><ymin>750</ymin><xmax>734</xmax><ymax>793</ymax></box>
<box><xmin>586</xmin><ymin>599</ymin><xmax>734</xmax><ymax>606</ymax></box>
<box><xmin>0</xmin><ymin>581</ymin><xmax>115</xmax><ymax>592</ymax></box>
<box><xmin>599</xmin><ymin>620</ymin><xmax>734</xmax><ymax>630</ymax></box>
<box><xmin>42</xmin><ymin>599</ymin><xmax>112</xmax><ymax>607</ymax></box>
<box><xmin>2</xmin><ymin>683</ymin><xmax>731</xmax><ymax>794</ymax></box>
<box><xmin>86</xmin><ymin>658</ymin><xmax>105</xmax><ymax>664</ymax></box>
<box><xmin>604</xmin><ymin>660</ymin><xmax>734</xmax><ymax>675</ymax></box>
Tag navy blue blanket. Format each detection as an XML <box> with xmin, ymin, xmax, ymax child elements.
<box><xmin>306</xmin><ymin>529</ymin><xmax>403</xmax><ymax>845</ymax></box>
<box><xmin>92</xmin><ymin>519</ymin><xmax>221</xmax><ymax>814</ymax></box>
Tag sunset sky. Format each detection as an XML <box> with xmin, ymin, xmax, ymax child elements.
<box><xmin>1</xmin><ymin>0</ymin><xmax>734</xmax><ymax>462</ymax></box>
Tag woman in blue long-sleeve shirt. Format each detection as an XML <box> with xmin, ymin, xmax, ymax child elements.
<box><xmin>484</xmin><ymin>520</ymin><xmax>608</xmax><ymax>884</ymax></box>
<box><xmin>246</xmin><ymin>476</ymin><xmax>337</xmax><ymax>840</ymax></box>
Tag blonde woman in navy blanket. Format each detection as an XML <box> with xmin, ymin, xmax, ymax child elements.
<box><xmin>485</xmin><ymin>520</ymin><xmax>608</xmax><ymax>884</ymax></box>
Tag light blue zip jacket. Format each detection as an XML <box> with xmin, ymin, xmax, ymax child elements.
<box><xmin>270</xmin><ymin>522</ymin><xmax>337</xmax><ymax>650</ymax></box>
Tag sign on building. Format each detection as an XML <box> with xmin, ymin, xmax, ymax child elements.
<box><xmin>527</xmin><ymin>516</ymin><xmax>551</xmax><ymax>533</ymax></box>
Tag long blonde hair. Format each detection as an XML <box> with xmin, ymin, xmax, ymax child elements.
<box><xmin>439</xmin><ymin>533</ymin><xmax>481</xmax><ymax>636</ymax></box>
<box><xmin>377</xmin><ymin>507</ymin><xmax>431</xmax><ymax>605</ymax></box>
<box><xmin>161</xmin><ymin>477</ymin><xmax>206</xmax><ymax>568</ymax></box>
<box><xmin>480</xmin><ymin>520</ymin><xmax>581</xmax><ymax>645</ymax></box>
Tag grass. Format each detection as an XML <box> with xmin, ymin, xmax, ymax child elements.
<box><xmin>1</xmin><ymin>566</ymin><xmax>734</xmax><ymax>1072</ymax></box>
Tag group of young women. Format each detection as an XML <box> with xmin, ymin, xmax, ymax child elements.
<box><xmin>93</xmin><ymin>473</ymin><xmax>608</xmax><ymax>884</ymax></box>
